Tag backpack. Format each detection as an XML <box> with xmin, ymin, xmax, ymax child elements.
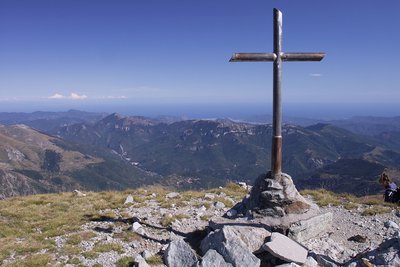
<box><xmin>384</xmin><ymin>188</ymin><xmax>400</xmax><ymax>203</ymax></box>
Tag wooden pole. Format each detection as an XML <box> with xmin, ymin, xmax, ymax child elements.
<box><xmin>272</xmin><ymin>8</ymin><xmax>282</xmax><ymax>178</ymax></box>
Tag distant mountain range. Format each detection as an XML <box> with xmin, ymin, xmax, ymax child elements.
<box><xmin>1</xmin><ymin>110</ymin><xmax>400</xmax><ymax>197</ymax></box>
<box><xmin>0</xmin><ymin>123</ymin><xmax>160</xmax><ymax>199</ymax></box>
<box><xmin>0</xmin><ymin>110</ymin><xmax>107</xmax><ymax>132</ymax></box>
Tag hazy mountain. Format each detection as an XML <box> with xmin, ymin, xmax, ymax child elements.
<box><xmin>55</xmin><ymin>114</ymin><xmax>400</xmax><ymax>194</ymax></box>
<box><xmin>0</xmin><ymin>109</ymin><xmax>107</xmax><ymax>132</ymax></box>
<box><xmin>3</xmin><ymin>111</ymin><xmax>400</xmax><ymax>196</ymax></box>
<box><xmin>0</xmin><ymin>124</ymin><xmax>161</xmax><ymax>198</ymax></box>
<box><xmin>329</xmin><ymin>116</ymin><xmax>400</xmax><ymax>136</ymax></box>
<box><xmin>237</xmin><ymin>114</ymin><xmax>400</xmax><ymax>137</ymax></box>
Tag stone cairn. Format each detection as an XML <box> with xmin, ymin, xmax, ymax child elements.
<box><xmin>237</xmin><ymin>171</ymin><xmax>315</xmax><ymax>219</ymax></box>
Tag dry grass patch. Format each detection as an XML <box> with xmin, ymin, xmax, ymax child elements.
<box><xmin>0</xmin><ymin>190</ymin><xmax>131</xmax><ymax>264</ymax></box>
<box><xmin>208</xmin><ymin>182</ymin><xmax>247</xmax><ymax>201</ymax></box>
<box><xmin>142</xmin><ymin>185</ymin><xmax>169</xmax><ymax>198</ymax></box>
<box><xmin>114</xmin><ymin>231</ymin><xmax>142</xmax><ymax>242</ymax></box>
<box><xmin>159</xmin><ymin>198</ymin><xmax>188</xmax><ymax>208</ymax></box>
<box><xmin>7</xmin><ymin>253</ymin><xmax>53</xmax><ymax>267</ymax></box>
<box><xmin>181</xmin><ymin>190</ymin><xmax>206</xmax><ymax>201</ymax></box>
<box><xmin>116</xmin><ymin>256</ymin><xmax>135</xmax><ymax>267</ymax></box>
<box><xmin>213</xmin><ymin>196</ymin><xmax>235</xmax><ymax>208</ymax></box>
<box><xmin>82</xmin><ymin>250</ymin><xmax>98</xmax><ymax>259</ymax></box>
<box><xmin>160</xmin><ymin>214</ymin><xmax>190</xmax><ymax>227</ymax></box>
<box><xmin>202</xmin><ymin>202</ymin><xmax>211</xmax><ymax>209</ymax></box>
<box><xmin>357</xmin><ymin>195</ymin><xmax>396</xmax><ymax>207</ymax></box>
<box><xmin>147</xmin><ymin>254</ymin><xmax>164</xmax><ymax>265</ymax></box>
<box><xmin>301</xmin><ymin>189</ymin><xmax>342</xmax><ymax>207</ymax></box>
<box><xmin>200</xmin><ymin>215</ymin><xmax>212</xmax><ymax>221</ymax></box>
<box><xmin>61</xmin><ymin>244</ymin><xmax>81</xmax><ymax>255</ymax></box>
<box><xmin>66</xmin><ymin>256</ymin><xmax>81</xmax><ymax>265</ymax></box>
<box><xmin>343</xmin><ymin>202</ymin><xmax>359</xmax><ymax>210</ymax></box>
<box><xmin>92</xmin><ymin>242</ymin><xmax>124</xmax><ymax>254</ymax></box>
<box><xmin>301</xmin><ymin>189</ymin><xmax>398</xmax><ymax>214</ymax></box>
<box><xmin>361</xmin><ymin>206</ymin><xmax>392</xmax><ymax>216</ymax></box>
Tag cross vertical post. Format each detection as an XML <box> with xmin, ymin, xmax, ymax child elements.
<box><xmin>272</xmin><ymin>9</ymin><xmax>283</xmax><ymax>178</ymax></box>
<box><xmin>230</xmin><ymin>8</ymin><xmax>325</xmax><ymax>179</ymax></box>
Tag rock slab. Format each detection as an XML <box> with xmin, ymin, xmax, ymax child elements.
<box><xmin>263</xmin><ymin>232</ymin><xmax>308</xmax><ymax>265</ymax></box>
<box><xmin>164</xmin><ymin>238</ymin><xmax>197</xmax><ymax>267</ymax></box>
<box><xmin>124</xmin><ymin>194</ymin><xmax>134</xmax><ymax>204</ymax></box>
<box><xmin>287</xmin><ymin>212</ymin><xmax>333</xmax><ymax>242</ymax></box>
<box><xmin>201</xmin><ymin>226</ymin><xmax>261</xmax><ymax>267</ymax></box>
<box><xmin>200</xmin><ymin>249</ymin><xmax>233</xmax><ymax>267</ymax></box>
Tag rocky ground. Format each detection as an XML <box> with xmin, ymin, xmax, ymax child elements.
<box><xmin>304</xmin><ymin>204</ymin><xmax>400</xmax><ymax>265</ymax></box>
<box><xmin>1</xmin><ymin>184</ymin><xmax>400</xmax><ymax>266</ymax></box>
<box><xmin>62</xmin><ymin>190</ymin><xmax>400</xmax><ymax>266</ymax></box>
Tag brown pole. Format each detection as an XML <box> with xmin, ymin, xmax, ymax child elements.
<box><xmin>271</xmin><ymin>8</ymin><xmax>282</xmax><ymax>178</ymax></box>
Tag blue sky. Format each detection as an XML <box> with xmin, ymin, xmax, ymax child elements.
<box><xmin>0</xmin><ymin>0</ymin><xmax>399</xmax><ymax>117</ymax></box>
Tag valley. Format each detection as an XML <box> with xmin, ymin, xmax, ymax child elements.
<box><xmin>1</xmin><ymin>111</ymin><xmax>400</xmax><ymax>197</ymax></box>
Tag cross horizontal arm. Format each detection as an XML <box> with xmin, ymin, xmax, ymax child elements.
<box><xmin>229</xmin><ymin>53</ymin><xmax>277</xmax><ymax>62</ymax></box>
<box><xmin>282</xmin><ymin>52</ymin><xmax>325</xmax><ymax>61</ymax></box>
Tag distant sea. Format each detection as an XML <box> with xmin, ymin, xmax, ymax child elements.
<box><xmin>1</xmin><ymin>102</ymin><xmax>399</xmax><ymax>120</ymax></box>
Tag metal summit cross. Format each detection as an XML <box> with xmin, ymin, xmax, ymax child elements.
<box><xmin>230</xmin><ymin>8</ymin><xmax>325</xmax><ymax>178</ymax></box>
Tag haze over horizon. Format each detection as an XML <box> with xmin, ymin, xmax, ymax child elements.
<box><xmin>1</xmin><ymin>1</ymin><xmax>399</xmax><ymax>118</ymax></box>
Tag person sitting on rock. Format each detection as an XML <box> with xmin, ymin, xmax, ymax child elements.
<box><xmin>379</xmin><ymin>170</ymin><xmax>400</xmax><ymax>203</ymax></box>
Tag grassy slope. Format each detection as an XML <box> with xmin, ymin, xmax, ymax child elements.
<box><xmin>0</xmin><ymin>183</ymin><xmax>248</xmax><ymax>266</ymax></box>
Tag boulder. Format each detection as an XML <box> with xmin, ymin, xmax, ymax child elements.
<box><xmin>360</xmin><ymin>236</ymin><xmax>400</xmax><ymax>266</ymax></box>
<box><xmin>132</xmin><ymin>222</ymin><xmax>145</xmax><ymax>235</ymax></box>
<box><xmin>166</xmin><ymin>192</ymin><xmax>180</xmax><ymax>198</ymax></box>
<box><xmin>384</xmin><ymin>220</ymin><xmax>399</xmax><ymax>229</ymax></box>
<box><xmin>262</xmin><ymin>232</ymin><xmax>308</xmax><ymax>265</ymax></box>
<box><xmin>73</xmin><ymin>189</ymin><xmax>86</xmax><ymax>197</ymax></box>
<box><xmin>226</xmin><ymin>209</ymin><xmax>237</xmax><ymax>218</ymax></box>
<box><xmin>214</xmin><ymin>201</ymin><xmax>226</xmax><ymax>209</ymax></box>
<box><xmin>287</xmin><ymin>212</ymin><xmax>333</xmax><ymax>242</ymax></box>
<box><xmin>201</xmin><ymin>226</ymin><xmax>261</xmax><ymax>267</ymax></box>
<box><xmin>303</xmin><ymin>256</ymin><xmax>319</xmax><ymax>267</ymax></box>
<box><xmin>243</xmin><ymin>172</ymin><xmax>313</xmax><ymax>218</ymax></box>
<box><xmin>141</xmin><ymin>250</ymin><xmax>152</xmax><ymax>260</ymax></box>
<box><xmin>205</xmin><ymin>224</ymin><xmax>271</xmax><ymax>253</ymax></box>
<box><xmin>164</xmin><ymin>238</ymin><xmax>198</xmax><ymax>267</ymax></box>
<box><xmin>124</xmin><ymin>194</ymin><xmax>134</xmax><ymax>204</ymax></box>
<box><xmin>134</xmin><ymin>255</ymin><xmax>150</xmax><ymax>267</ymax></box>
<box><xmin>200</xmin><ymin>249</ymin><xmax>233</xmax><ymax>267</ymax></box>
<box><xmin>204</xmin><ymin>193</ymin><xmax>215</xmax><ymax>199</ymax></box>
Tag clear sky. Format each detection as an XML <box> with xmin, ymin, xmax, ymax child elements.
<box><xmin>0</xmin><ymin>0</ymin><xmax>399</xmax><ymax>117</ymax></box>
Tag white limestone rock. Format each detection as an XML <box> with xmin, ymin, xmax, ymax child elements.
<box><xmin>201</xmin><ymin>226</ymin><xmax>261</xmax><ymax>267</ymax></box>
<box><xmin>166</xmin><ymin>192</ymin><xmax>180</xmax><ymax>198</ymax></box>
<box><xmin>73</xmin><ymin>189</ymin><xmax>86</xmax><ymax>197</ymax></box>
<box><xmin>200</xmin><ymin>249</ymin><xmax>233</xmax><ymax>267</ymax></box>
<box><xmin>134</xmin><ymin>255</ymin><xmax>150</xmax><ymax>267</ymax></box>
<box><xmin>384</xmin><ymin>220</ymin><xmax>399</xmax><ymax>229</ymax></box>
<box><xmin>124</xmin><ymin>194</ymin><xmax>134</xmax><ymax>204</ymax></box>
<box><xmin>164</xmin><ymin>238</ymin><xmax>198</xmax><ymax>267</ymax></box>
<box><xmin>288</xmin><ymin>212</ymin><xmax>333</xmax><ymax>242</ymax></box>
<box><xmin>262</xmin><ymin>232</ymin><xmax>308</xmax><ymax>265</ymax></box>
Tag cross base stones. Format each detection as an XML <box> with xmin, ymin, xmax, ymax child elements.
<box><xmin>240</xmin><ymin>172</ymin><xmax>316</xmax><ymax>218</ymax></box>
<box><xmin>222</xmin><ymin>172</ymin><xmax>332</xmax><ymax>241</ymax></box>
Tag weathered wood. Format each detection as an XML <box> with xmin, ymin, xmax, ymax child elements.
<box><xmin>272</xmin><ymin>9</ymin><xmax>283</xmax><ymax>177</ymax></box>
<box><xmin>282</xmin><ymin>53</ymin><xmax>325</xmax><ymax>61</ymax></box>
<box><xmin>230</xmin><ymin>52</ymin><xmax>324</xmax><ymax>62</ymax></box>
<box><xmin>230</xmin><ymin>8</ymin><xmax>325</xmax><ymax>178</ymax></box>
<box><xmin>230</xmin><ymin>53</ymin><xmax>276</xmax><ymax>62</ymax></box>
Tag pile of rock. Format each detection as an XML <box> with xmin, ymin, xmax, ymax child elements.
<box><xmin>155</xmin><ymin>224</ymin><xmax>400</xmax><ymax>267</ymax></box>
<box><xmin>159</xmin><ymin>224</ymin><xmax>317</xmax><ymax>267</ymax></box>
<box><xmin>234</xmin><ymin>172</ymin><xmax>319</xmax><ymax>220</ymax></box>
